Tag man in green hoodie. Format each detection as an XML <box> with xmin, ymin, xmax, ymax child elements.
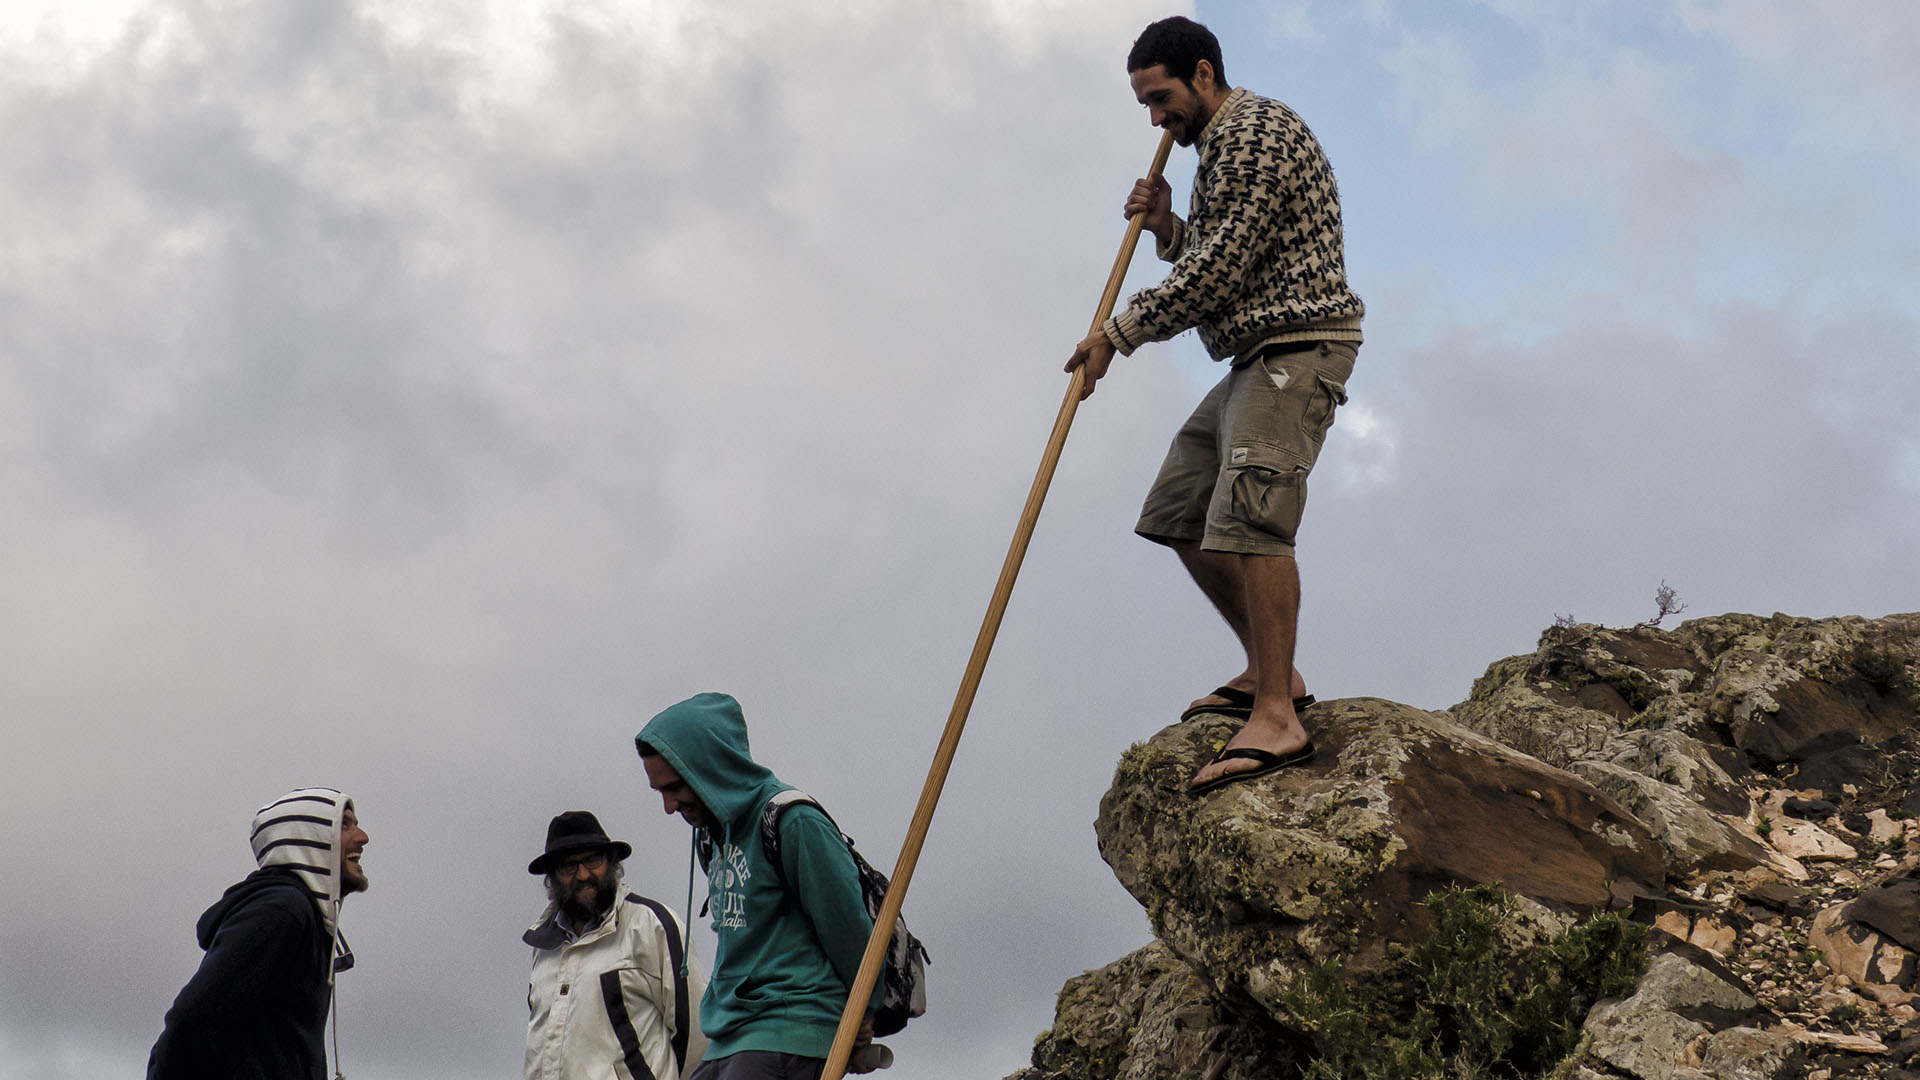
<box><xmin>637</xmin><ymin>692</ymin><xmax>881</xmax><ymax>1079</ymax></box>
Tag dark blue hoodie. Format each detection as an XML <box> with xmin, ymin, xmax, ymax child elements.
<box><xmin>146</xmin><ymin>867</ymin><xmax>334</xmax><ymax>1079</ymax></box>
<box><xmin>148</xmin><ymin>787</ymin><xmax>356</xmax><ymax>1080</ymax></box>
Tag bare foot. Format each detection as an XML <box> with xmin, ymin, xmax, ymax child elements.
<box><xmin>1189</xmin><ymin>707</ymin><xmax>1310</xmax><ymax>789</ymax></box>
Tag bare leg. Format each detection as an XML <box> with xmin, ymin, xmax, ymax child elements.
<box><xmin>1171</xmin><ymin>540</ymin><xmax>1306</xmax><ymax>709</ymax></box>
<box><xmin>1189</xmin><ymin>552</ymin><xmax>1310</xmax><ymax>788</ymax></box>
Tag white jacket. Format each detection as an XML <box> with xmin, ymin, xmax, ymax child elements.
<box><xmin>525</xmin><ymin>890</ymin><xmax>708</xmax><ymax>1080</ymax></box>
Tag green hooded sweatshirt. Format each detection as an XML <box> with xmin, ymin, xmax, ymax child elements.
<box><xmin>639</xmin><ymin>692</ymin><xmax>879</xmax><ymax>1061</ymax></box>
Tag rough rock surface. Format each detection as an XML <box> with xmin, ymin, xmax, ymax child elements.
<box><xmin>1811</xmin><ymin>905</ymin><xmax>1917</xmax><ymax>988</ymax></box>
<box><xmin>1009</xmin><ymin>941</ymin><xmax>1229</xmax><ymax>1080</ymax></box>
<box><xmin>1096</xmin><ymin>697</ymin><xmax>1663</xmax><ymax>1006</ymax></box>
<box><xmin>1769</xmin><ymin>818</ymin><xmax>1861</xmax><ymax>862</ymax></box>
<box><xmin>1694</xmin><ymin>1025</ymin><xmax>1805</xmax><ymax>1080</ymax></box>
<box><xmin>1570</xmin><ymin>758</ymin><xmax>1781</xmax><ymax>876</ymax></box>
<box><xmin>1848</xmin><ymin>869</ymin><xmax>1920</xmax><ymax>954</ymax></box>
<box><xmin>1810</xmin><ymin>869</ymin><xmax>1920</xmax><ymax>989</ymax></box>
<box><xmin>1583</xmin><ymin>951</ymin><xmax>1763</xmax><ymax>1079</ymax></box>
<box><xmin>1453</xmin><ymin>612</ymin><xmax>1920</xmax><ymax>875</ymax></box>
<box><xmin>1013</xmin><ymin>612</ymin><xmax>1920</xmax><ymax>1080</ymax></box>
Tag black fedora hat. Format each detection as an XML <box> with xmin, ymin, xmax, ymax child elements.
<box><xmin>528</xmin><ymin>810</ymin><xmax>633</xmax><ymax>874</ymax></box>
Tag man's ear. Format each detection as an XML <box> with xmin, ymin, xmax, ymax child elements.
<box><xmin>1193</xmin><ymin>59</ymin><xmax>1217</xmax><ymax>94</ymax></box>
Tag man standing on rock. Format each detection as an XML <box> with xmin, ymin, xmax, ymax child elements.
<box><xmin>1065</xmin><ymin>15</ymin><xmax>1365</xmax><ymax>794</ymax></box>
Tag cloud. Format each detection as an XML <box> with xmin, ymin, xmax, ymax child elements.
<box><xmin>1</xmin><ymin>1</ymin><xmax>1175</xmax><ymax>1077</ymax></box>
<box><xmin>1679</xmin><ymin>0</ymin><xmax>1920</xmax><ymax>170</ymax></box>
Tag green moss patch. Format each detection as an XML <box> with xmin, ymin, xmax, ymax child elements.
<box><xmin>1280</xmin><ymin>884</ymin><xmax>1647</xmax><ymax>1080</ymax></box>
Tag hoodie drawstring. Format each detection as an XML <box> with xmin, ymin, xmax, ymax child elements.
<box><xmin>328</xmin><ymin>911</ymin><xmax>347</xmax><ymax>1079</ymax></box>
<box><xmin>330</xmin><ymin>984</ymin><xmax>345</xmax><ymax>1080</ymax></box>
<box><xmin>680</xmin><ymin>829</ymin><xmax>698</xmax><ymax>979</ymax></box>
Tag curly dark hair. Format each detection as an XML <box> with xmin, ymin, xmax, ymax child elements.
<box><xmin>1126</xmin><ymin>16</ymin><xmax>1225</xmax><ymax>87</ymax></box>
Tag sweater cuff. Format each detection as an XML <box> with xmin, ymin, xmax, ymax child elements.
<box><xmin>1156</xmin><ymin>217</ymin><xmax>1186</xmax><ymax>262</ymax></box>
<box><xmin>1105</xmin><ymin>311</ymin><xmax>1142</xmax><ymax>357</ymax></box>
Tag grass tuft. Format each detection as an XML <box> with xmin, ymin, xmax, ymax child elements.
<box><xmin>1282</xmin><ymin>884</ymin><xmax>1648</xmax><ymax>1080</ymax></box>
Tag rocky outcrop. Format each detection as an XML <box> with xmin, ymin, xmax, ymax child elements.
<box><xmin>1013</xmin><ymin>612</ymin><xmax>1920</xmax><ymax>1080</ymax></box>
<box><xmin>1095</xmin><ymin>698</ymin><xmax>1662</xmax><ymax>999</ymax></box>
<box><xmin>1454</xmin><ymin>613</ymin><xmax>1919</xmax><ymax>876</ymax></box>
<box><xmin>1013</xmin><ymin>941</ymin><xmax>1226</xmax><ymax>1080</ymax></box>
<box><xmin>1018</xmin><ymin>698</ymin><xmax>1670</xmax><ymax>1080</ymax></box>
<box><xmin>1456</xmin><ymin>611</ymin><xmax>1919</xmax><ymax>784</ymax></box>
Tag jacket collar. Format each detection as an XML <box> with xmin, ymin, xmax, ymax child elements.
<box><xmin>522</xmin><ymin>895</ymin><xmax>623</xmax><ymax>950</ymax></box>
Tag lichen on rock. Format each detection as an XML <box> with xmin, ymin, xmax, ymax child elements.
<box><xmin>1011</xmin><ymin>611</ymin><xmax>1920</xmax><ymax>1080</ymax></box>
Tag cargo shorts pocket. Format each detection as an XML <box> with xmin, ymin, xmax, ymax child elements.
<box><xmin>1301</xmin><ymin>373</ymin><xmax>1349</xmax><ymax>447</ymax></box>
<box><xmin>1220</xmin><ymin>461</ymin><xmax>1307</xmax><ymax>546</ymax></box>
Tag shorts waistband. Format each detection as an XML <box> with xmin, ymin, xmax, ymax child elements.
<box><xmin>1258</xmin><ymin>339</ymin><xmax>1323</xmax><ymax>357</ymax></box>
<box><xmin>1233</xmin><ymin>338</ymin><xmax>1323</xmax><ymax>368</ymax></box>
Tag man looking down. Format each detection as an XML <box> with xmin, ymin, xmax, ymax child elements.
<box><xmin>637</xmin><ymin>692</ymin><xmax>882</xmax><ymax>1078</ymax></box>
<box><xmin>1065</xmin><ymin>15</ymin><xmax>1366</xmax><ymax>795</ymax></box>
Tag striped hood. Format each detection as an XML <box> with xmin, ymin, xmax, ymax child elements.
<box><xmin>250</xmin><ymin>786</ymin><xmax>356</xmax><ymax>973</ymax></box>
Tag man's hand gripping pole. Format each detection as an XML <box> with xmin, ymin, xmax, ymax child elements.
<box><xmin>819</xmin><ymin>128</ymin><xmax>1176</xmax><ymax>1080</ymax></box>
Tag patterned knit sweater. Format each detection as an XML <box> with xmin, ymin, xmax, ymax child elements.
<box><xmin>1105</xmin><ymin>87</ymin><xmax>1364</xmax><ymax>361</ymax></box>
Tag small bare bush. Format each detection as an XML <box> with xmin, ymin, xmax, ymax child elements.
<box><xmin>1631</xmin><ymin>581</ymin><xmax>1686</xmax><ymax>630</ymax></box>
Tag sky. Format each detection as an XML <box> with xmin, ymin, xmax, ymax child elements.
<box><xmin>2</xmin><ymin>1</ymin><xmax>1916</xmax><ymax>1077</ymax></box>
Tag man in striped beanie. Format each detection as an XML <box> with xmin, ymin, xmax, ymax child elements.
<box><xmin>148</xmin><ymin>787</ymin><xmax>370</xmax><ymax>1080</ymax></box>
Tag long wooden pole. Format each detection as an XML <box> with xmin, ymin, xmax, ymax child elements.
<box><xmin>820</xmin><ymin>128</ymin><xmax>1177</xmax><ymax>1080</ymax></box>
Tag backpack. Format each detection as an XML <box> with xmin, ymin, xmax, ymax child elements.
<box><xmin>700</xmin><ymin>790</ymin><xmax>930</xmax><ymax>1036</ymax></box>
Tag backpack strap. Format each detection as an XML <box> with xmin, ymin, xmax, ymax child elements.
<box><xmin>624</xmin><ymin>892</ymin><xmax>691</xmax><ymax>1074</ymax></box>
<box><xmin>695</xmin><ymin>825</ymin><xmax>716</xmax><ymax>871</ymax></box>
<box><xmin>694</xmin><ymin>827</ymin><xmax>717</xmax><ymax>918</ymax></box>
<box><xmin>758</xmin><ymin>788</ymin><xmax>830</xmax><ymax>889</ymax></box>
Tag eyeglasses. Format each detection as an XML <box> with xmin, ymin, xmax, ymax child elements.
<box><xmin>554</xmin><ymin>851</ymin><xmax>610</xmax><ymax>876</ymax></box>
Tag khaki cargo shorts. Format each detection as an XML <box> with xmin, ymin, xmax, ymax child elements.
<box><xmin>1135</xmin><ymin>340</ymin><xmax>1357</xmax><ymax>556</ymax></box>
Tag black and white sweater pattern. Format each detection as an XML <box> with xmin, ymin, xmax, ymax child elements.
<box><xmin>1106</xmin><ymin>87</ymin><xmax>1364</xmax><ymax>361</ymax></box>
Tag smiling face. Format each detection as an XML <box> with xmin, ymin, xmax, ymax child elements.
<box><xmin>642</xmin><ymin>754</ymin><xmax>710</xmax><ymax>828</ymax></box>
<box><xmin>1130</xmin><ymin>61</ymin><xmax>1223</xmax><ymax>147</ymax></box>
<box><xmin>340</xmin><ymin>805</ymin><xmax>370</xmax><ymax>894</ymax></box>
<box><xmin>548</xmin><ymin>849</ymin><xmax>618</xmax><ymax>928</ymax></box>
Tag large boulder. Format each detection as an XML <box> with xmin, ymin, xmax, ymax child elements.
<box><xmin>1849</xmin><ymin>868</ymin><xmax>1920</xmax><ymax>953</ymax></box>
<box><xmin>1580</xmin><ymin>951</ymin><xmax>1766</xmax><ymax>1080</ymax></box>
<box><xmin>1094</xmin><ymin>697</ymin><xmax>1665</xmax><ymax>1021</ymax></box>
<box><xmin>1453</xmin><ymin>612</ymin><xmax>1920</xmax><ymax>875</ymax></box>
<box><xmin>1457</xmin><ymin>613</ymin><xmax>1920</xmax><ymax>771</ymax></box>
<box><xmin>1009</xmin><ymin>942</ymin><xmax>1239</xmax><ymax>1080</ymax></box>
<box><xmin>1809</xmin><ymin>868</ymin><xmax>1920</xmax><ymax>989</ymax></box>
<box><xmin>1012</xmin><ymin>611</ymin><xmax>1920</xmax><ymax>1080</ymax></box>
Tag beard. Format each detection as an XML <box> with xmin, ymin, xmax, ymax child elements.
<box><xmin>556</xmin><ymin>869</ymin><xmax>618</xmax><ymax>926</ymax></box>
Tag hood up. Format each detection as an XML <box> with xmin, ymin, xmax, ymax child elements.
<box><xmin>249</xmin><ymin>786</ymin><xmax>356</xmax><ymax>974</ymax></box>
<box><xmin>638</xmin><ymin>693</ymin><xmax>787</xmax><ymax>837</ymax></box>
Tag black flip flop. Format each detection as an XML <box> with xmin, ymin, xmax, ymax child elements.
<box><xmin>1178</xmin><ymin>685</ymin><xmax>1254</xmax><ymax>721</ymax></box>
<box><xmin>1187</xmin><ymin>740</ymin><xmax>1316</xmax><ymax>796</ymax></box>
<box><xmin>1178</xmin><ymin>688</ymin><xmax>1317</xmax><ymax>722</ymax></box>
